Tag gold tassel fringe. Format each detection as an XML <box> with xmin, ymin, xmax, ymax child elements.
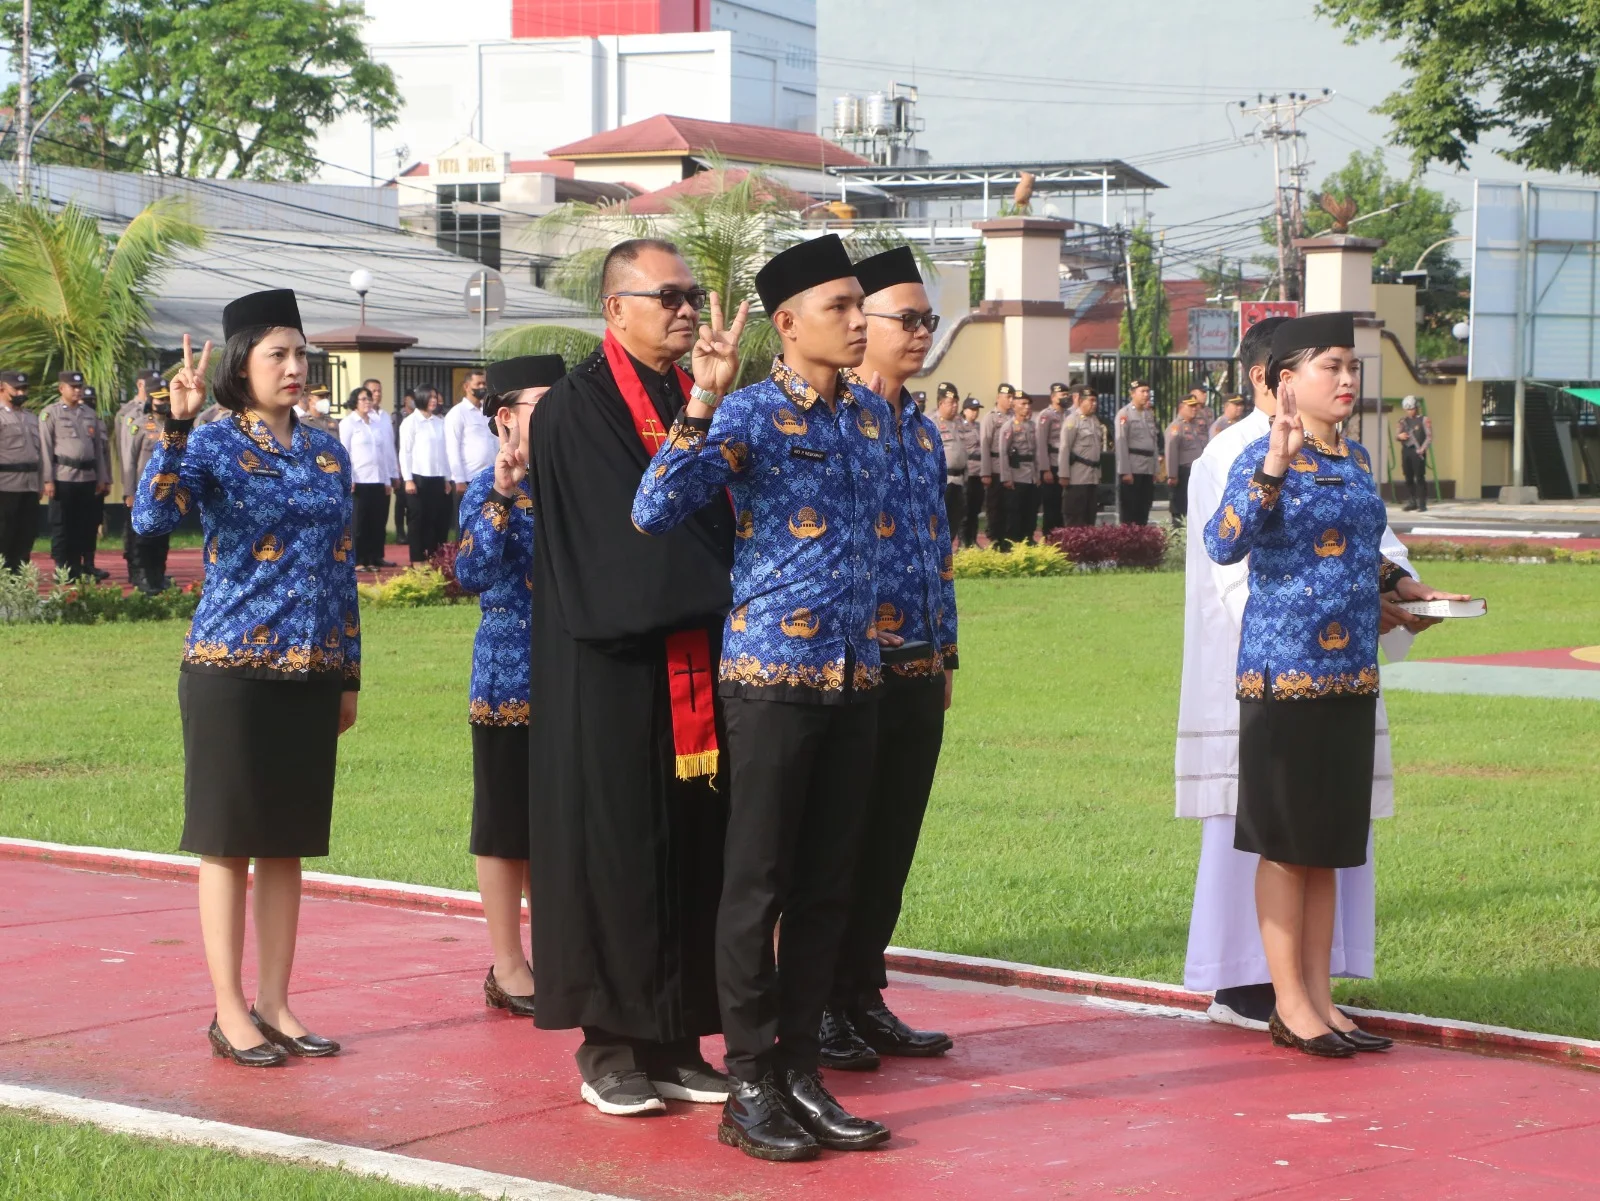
<box><xmin>675</xmin><ymin>750</ymin><xmax>719</xmax><ymax>781</ymax></box>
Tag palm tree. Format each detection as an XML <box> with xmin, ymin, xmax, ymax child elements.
<box><xmin>0</xmin><ymin>193</ymin><xmax>206</xmax><ymax>412</ymax></box>
<box><xmin>494</xmin><ymin>167</ymin><xmax>925</xmax><ymax>388</ymax></box>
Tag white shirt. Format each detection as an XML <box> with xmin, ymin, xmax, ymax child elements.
<box><xmin>399</xmin><ymin>409</ymin><xmax>448</xmax><ymax>480</ymax></box>
<box><xmin>1173</xmin><ymin>406</ymin><xmax>1414</xmax><ymax>820</ymax></box>
<box><xmin>444</xmin><ymin>396</ymin><xmax>498</xmax><ymax>485</ymax></box>
<box><xmin>340</xmin><ymin>410</ymin><xmax>399</xmax><ymax>485</ymax></box>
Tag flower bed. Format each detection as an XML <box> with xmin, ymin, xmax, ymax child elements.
<box><xmin>1404</xmin><ymin>539</ymin><xmax>1599</xmax><ymax>565</ymax></box>
<box><xmin>0</xmin><ymin>565</ymin><xmax>202</xmax><ymax>625</ymax></box>
<box><xmin>1046</xmin><ymin>523</ymin><xmax>1170</xmax><ymax>570</ymax></box>
<box><xmin>951</xmin><ymin>543</ymin><xmax>1072</xmax><ymax>578</ymax></box>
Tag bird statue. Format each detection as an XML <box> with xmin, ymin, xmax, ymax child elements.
<box><xmin>1012</xmin><ymin>172</ymin><xmax>1035</xmax><ymax>214</ymax></box>
<box><xmin>1319</xmin><ymin>192</ymin><xmax>1358</xmax><ymax>233</ymax></box>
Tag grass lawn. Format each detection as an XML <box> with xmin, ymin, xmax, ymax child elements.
<box><xmin>0</xmin><ymin>1110</ymin><xmax>471</xmax><ymax>1199</ymax></box>
<box><xmin>1</xmin><ymin>563</ymin><xmax>1596</xmax><ymax>1039</ymax></box>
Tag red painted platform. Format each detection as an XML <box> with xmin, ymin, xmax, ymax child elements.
<box><xmin>3</xmin><ymin>859</ymin><xmax>1597</xmax><ymax>1200</ymax></box>
<box><xmin>1430</xmin><ymin>647</ymin><xmax>1600</xmax><ymax>671</ymax></box>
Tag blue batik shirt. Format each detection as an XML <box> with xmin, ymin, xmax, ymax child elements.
<box><xmin>865</xmin><ymin>382</ymin><xmax>958</xmax><ymax>680</ymax></box>
<box><xmin>454</xmin><ymin>466</ymin><xmax>533</xmax><ymax>726</ymax></box>
<box><xmin>1204</xmin><ymin>430</ymin><xmax>1409</xmax><ymax>701</ymax></box>
<box><xmin>632</xmin><ymin>356</ymin><xmax>893</xmax><ymax>703</ymax></box>
<box><xmin>132</xmin><ymin>410</ymin><xmax>361</xmax><ymax>689</ymax></box>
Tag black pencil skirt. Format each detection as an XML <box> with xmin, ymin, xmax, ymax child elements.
<box><xmin>1236</xmin><ymin>691</ymin><xmax>1377</xmax><ymax>869</ymax></box>
<box><xmin>178</xmin><ymin>670</ymin><xmax>343</xmax><ymax>859</ymax></box>
<box><xmin>470</xmin><ymin>723</ymin><xmax>531</xmax><ymax>859</ymax></box>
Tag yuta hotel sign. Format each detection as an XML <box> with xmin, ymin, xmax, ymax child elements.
<box><xmin>431</xmin><ymin>137</ymin><xmax>509</xmax><ymax>185</ymax></box>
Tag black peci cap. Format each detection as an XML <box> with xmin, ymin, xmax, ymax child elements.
<box><xmin>485</xmin><ymin>354</ymin><xmax>566</xmax><ymax>419</ymax></box>
<box><xmin>853</xmin><ymin>245</ymin><xmax>922</xmax><ymax>297</ymax></box>
<box><xmin>223</xmin><ymin>288</ymin><xmax>303</xmax><ymax>340</ymax></box>
<box><xmin>1269</xmin><ymin>311</ymin><xmax>1355</xmax><ymax>360</ymax></box>
<box><xmin>755</xmin><ymin>234</ymin><xmax>857</xmax><ymax>313</ymax></box>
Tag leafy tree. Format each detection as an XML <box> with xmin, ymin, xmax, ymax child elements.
<box><xmin>1118</xmin><ymin>224</ymin><xmax>1172</xmax><ymax>358</ymax></box>
<box><xmin>1317</xmin><ymin>0</ymin><xmax>1600</xmax><ymax>175</ymax></box>
<box><xmin>1</xmin><ymin>0</ymin><xmax>399</xmax><ymax>180</ymax></box>
<box><xmin>0</xmin><ymin>193</ymin><xmax>206</xmax><ymax>410</ymax></box>
<box><xmin>969</xmin><ymin>240</ymin><xmax>986</xmax><ymax>308</ymax></box>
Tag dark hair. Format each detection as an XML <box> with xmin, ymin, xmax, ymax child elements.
<box><xmin>601</xmin><ymin>237</ymin><xmax>683</xmax><ymax>295</ymax></box>
<box><xmin>1266</xmin><ymin>346</ymin><xmax>1336</xmax><ymax>396</ymax></box>
<box><xmin>212</xmin><ymin>325</ymin><xmax>305</xmax><ymax>413</ymax></box>
<box><xmin>362</xmin><ymin>377</ymin><xmax>382</xmax><ymax>389</ymax></box>
<box><xmin>1238</xmin><ymin>316</ymin><xmax>1290</xmax><ymax>376</ymax></box>
<box><xmin>348</xmin><ymin>386</ymin><xmax>370</xmax><ymax>406</ymax></box>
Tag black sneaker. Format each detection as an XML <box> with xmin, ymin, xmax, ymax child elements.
<box><xmin>1207</xmin><ymin>983</ymin><xmax>1276</xmax><ymax>1032</ymax></box>
<box><xmin>819</xmin><ymin>1007</ymin><xmax>880</xmax><ymax>1071</ymax></box>
<box><xmin>649</xmin><ymin>1060</ymin><xmax>732</xmax><ymax>1103</ymax></box>
<box><xmin>579</xmin><ymin>1070</ymin><xmax>665</xmax><ymax>1116</ymax></box>
<box><xmin>718</xmin><ymin>1075</ymin><xmax>819</xmax><ymax>1162</ymax></box>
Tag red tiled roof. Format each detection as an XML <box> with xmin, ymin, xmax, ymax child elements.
<box><xmin>546</xmin><ymin>114</ymin><xmax>870</xmax><ymax>169</ymax></box>
<box><xmin>623</xmin><ymin>167</ymin><xmax>813</xmax><ymax>215</ymax></box>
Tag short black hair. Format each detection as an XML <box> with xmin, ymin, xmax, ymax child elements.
<box><xmin>348</xmin><ymin>386</ymin><xmax>370</xmax><ymax>406</ymax></box>
<box><xmin>1238</xmin><ymin>316</ymin><xmax>1290</xmax><ymax>376</ymax></box>
<box><xmin>212</xmin><ymin>325</ymin><xmax>305</xmax><ymax>413</ymax></box>
<box><xmin>601</xmin><ymin>238</ymin><xmax>683</xmax><ymax>296</ymax></box>
<box><xmin>362</xmin><ymin>377</ymin><xmax>381</xmax><ymax>389</ymax></box>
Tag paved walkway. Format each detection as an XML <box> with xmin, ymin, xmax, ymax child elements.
<box><xmin>4</xmin><ymin>857</ymin><xmax>1599</xmax><ymax>1199</ymax></box>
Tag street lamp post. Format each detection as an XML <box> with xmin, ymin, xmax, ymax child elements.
<box><xmin>350</xmin><ymin>269</ymin><xmax>374</xmax><ymax>326</ymax></box>
<box><xmin>17</xmin><ymin>71</ymin><xmax>96</xmax><ymax>197</ymax></box>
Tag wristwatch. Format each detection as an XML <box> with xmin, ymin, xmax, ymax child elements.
<box><xmin>689</xmin><ymin>384</ymin><xmax>722</xmax><ymax>410</ymax></box>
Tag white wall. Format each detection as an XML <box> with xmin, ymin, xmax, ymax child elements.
<box><xmin>714</xmin><ymin>0</ymin><xmax>817</xmax><ymax>130</ymax></box>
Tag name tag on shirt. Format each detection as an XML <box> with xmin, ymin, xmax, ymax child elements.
<box><xmin>789</xmin><ymin>446</ymin><xmax>827</xmax><ymax>462</ymax></box>
<box><xmin>1314</xmin><ymin>475</ymin><xmax>1345</xmax><ymax>486</ymax></box>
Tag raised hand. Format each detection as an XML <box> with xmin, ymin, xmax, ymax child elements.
<box><xmin>167</xmin><ymin>334</ymin><xmax>212</xmax><ymax>420</ymax></box>
<box><xmin>691</xmin><ymin>292</ymin><xmax>749</xmax><ymax>399</ymax></box>
<box><xmin>492</xmin><ymin>415</ymin><xmax>526</xmax><ymax>496</ymax></box>
<box><xmin>1263</xmin><ymin>377</ymin><xmax>1303</xmax><ymax>476</ymax></box>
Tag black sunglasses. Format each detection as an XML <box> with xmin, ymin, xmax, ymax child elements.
<box><xmin>605</xmin><ymin>287</ymin><xmax>709</xmax><ymax>312</ymax></box>
<box><xmin>864</xmin><ymin>310</ymin><xmax>941</xmax><ymax>334</ymax></box>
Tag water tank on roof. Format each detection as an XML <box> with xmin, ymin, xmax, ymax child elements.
<box><xmin>863</xmin><ymin>91</ymin><xmax>893</xmax><ymax>132</ymax></box>
<box><xmin>833</xmin><ymin>94</ymin><xmax>861</xmax><ymax>135</ymax></box>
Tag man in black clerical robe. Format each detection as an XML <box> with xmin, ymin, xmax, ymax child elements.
<box><xmin>527</xmin><ymin>238</ymin><xmax>738</xmax><ymax>1117</ymax></box>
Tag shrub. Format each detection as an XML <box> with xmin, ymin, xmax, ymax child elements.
<box><xmin>0</xmin><ymin>564</ymin><xmax>62</xmax><ymax>623</ymax></box>
<box><xmin>357</xmin><ymin>565</ymin><xmax>456</xmax><ymax>608</ymax></box>
<box><xmin>1404</xmin><ymin>538</ymin><xmax>1600</xmax><ymax>565</ymax></box>
<box><xmin>1047</xmin><ymin>523</ymin><xmax>1168</xmax><ymax>569</ymax></box>
<box><xmin>952</xmin><ymin>543</ymin><xmax>1071</xmax><ymax>578</ymax></box>
<box><xmin>1</xmin><ymin>565</ymin><xmax>201</xmax><ymax>624</ymax></box>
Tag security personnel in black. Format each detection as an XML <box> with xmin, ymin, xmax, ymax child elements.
<box><xmin>0</xmin><ymin>371</ymin><xmax>43</xmax><ymax>572</ymax></box>
<box><xmin>40</xmin><ymin>370</ymin><xmax>111</xmax><ymax>580</ymax></box>
<box><xmin>117</xmin><ymin>371</ymin><xmax>174</xmax><ymax>591</ymax></box>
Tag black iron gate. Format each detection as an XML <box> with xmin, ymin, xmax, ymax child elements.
<box><xmin>1082</xmin><ymin>352</ymin><xmax>1242</xmax><ymax>430</ymax></box>
<box><xmin>396</xmin><ymin>359</ymin><xmax>463</xmax><ymax>408</ymax></box>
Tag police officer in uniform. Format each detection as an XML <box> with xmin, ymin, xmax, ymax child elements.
<box><xmin>295</xmin><ymin>384</ymin><xmax>338</xmax><ymax>435</ymax></box>
<box><xmin>934</xmin><ymin>386</ymin><xmax>966</xmax><ymax>548</ymax></box>
<box><xmin>1211</xmin><ymin>394</ymin><xmax>1246</xmax><ymax>437</ymax></box>
<box><xmin>1163</xmin><ymin>391</ymin><xmax>1212</xmax><ymax>527</ymax></box>
<box><xmin>1037</xmin><ymin>383</ymin><xmax>1069</xmax><ymax>534</ymax></box>
<box><xmin>957</xmin><ymin>395</ymin><xmax>983</xmax><ymax>547</ymax></box>
<box><xmin>1058</xmin><ymin>388</ymin><xmax>1106</xmax><ymax>527</ymax></box>
<box><xmin>118</xmin><ymin>371</ymin><xmax>173</xmax><ymax>591</ymax></box>
<box><xmin>1396</xmin><ymin>396</ymin><xmax>1432</xmax><ymax>511</ymax></box>
<box><xmin>0</xmin><ymin>371</ymin><xmax>43</xmax><ymax>572</ymax></box>
<box><xmin>1114</xmin><ymin>379</ymin><xmax>1160</xmax><ymax>525</ymax></box>
<box><xmin>998</xmin><ymin>395</ymin><xmax>1041</xmax><ymax>544</ymax></box>
<box><xmin>979</xmin><ymin>383</ymin><xmax>1015</xmax><ymax>549</ymax></box>
<box><xmin>40</xmin><ymin>370</ymin><xmax>111</xmax><ymax>580</ymax></box>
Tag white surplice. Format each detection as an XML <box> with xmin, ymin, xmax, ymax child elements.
<box><xmin>1175</xmin><ymin>407</ymin><xmax>1415</xmax><ymax>991</ymax></box>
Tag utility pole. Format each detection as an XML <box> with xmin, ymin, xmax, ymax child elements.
<box><xmin>16</xmin><ymin>0</ymin><xmax>31</xmax><ymax>197</ymax></box>
<box><xmin>1238</xmin><ymin>90</ymin><xmax>1332</xmax><ymax>304</ymax></box>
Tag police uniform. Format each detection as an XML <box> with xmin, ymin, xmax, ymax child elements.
<box><xmin>1210</xmin><ymin>412</ymin><xmax>1241</xmax><ymax>438</ymax></box>
<box><xmin>118</xmin><ymin>375</ymin><xmax>174</xmax><ymax>591</ymax></box>
<box><xmin>1397</xmin><ymin>408</ymin><xmax>1430</xmax><ymax>510</ymax></box>
<box><xmin>1036</xmin><ymin>391</ymin><xmax>1067</xmax><ymax>533</ymax></box>
<box><xmin>295</xmin><ymin>387</ymin><xmax>339</xmax><ymax>436</ymax></box>
<box><xmin>40</xmin><ymin>371</ymin><xmax>111</xmax><ymax>579</ymax></box>
<box><xmin>1057</xmin><ymin>408</ymin><xmax>1106</xmax><ymax>527</ymax></box>
<box><xmin>978</xmin><ymin>385</ymin><xmax>1015</xmax><ymax>548</ymax></box>
<box><xmin>0</xmin><ymin>371</ymin><xmax>43</xmax><ymax>572</ymax></box>
<box><xmin>1164</xmin><ymin>405</ymin><xmax>1213</xmax><ymax>526</ymax></box>
<box><xmin>958</xmin><ymin>400</ymin><xmax>983</xmax><ymax>547</ymax></box>
<box><xmin>936</xmin><ymin>409</ymin><xmax>966</xmax><ymax>546</ymax></box>
<box><xmin>998</xmin><ymin>412</ymin><xmax>1041</xmax><ymax>542</ymax></box>
<box><xmin>1113</xmin><ymin>399</ymin><xmax>1160</xmax><ymax>525</ymax></box>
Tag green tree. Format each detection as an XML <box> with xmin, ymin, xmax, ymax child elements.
<box><xmin>1317</xmin><ymin>0</ymin><xmax>1600</xmax><ymax>175</ymax></box>
<box><xmin>0</xmin><ymin>193</ymin><xmax>206</xmax><ymax>410</ymax></box>
<box><xmin>1118</xmin><ymin>225</ymin><xmax>1171</xmax><ymax>358</ymax></box>
<box><xmin>1</xmin><ymin>0</ymin><xmax>399</xmax><ymax>180</ymax></box>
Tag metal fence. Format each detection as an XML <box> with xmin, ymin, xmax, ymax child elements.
<box><xmin>397</xmin><ymin>359</ymin><xmax>466</xmax><ymax>407</ymax></box>
<box><xmin>1082</xmin><ymin>352</ymin><xmax>1241</xmax><ymax>429</ymax></box>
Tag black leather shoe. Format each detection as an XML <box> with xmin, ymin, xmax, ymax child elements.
<box><xmin>849</xmin><ymin>993</ymin><xmax>953</xmax><ymax>1057</ymax></box>
<box><xmin>819</xmin><ymin>1007</ymin><xmax>880</xmax><ymax>1071</ymax></box>
<box><xmin>778</xmin><ymin>1068</ymin><xmax>890</xmax><ymax>1151</ymax></box>
<box><xmin>1335</xmin><ymin>1025</ymin><xmax>1394</xmax><ymax>1052</ymax></box>
<box><xmin>718</xmin><ymin>1076</ymin><xmax>819</xmax><ymax>1161</ymax></box>
<box><xmin>208</xmin><ymin>1017</ymin><xmax>286</xmax><ymax>1067</ymax></box>
<box><xmin>483</xmin><ymin>965</ymin><xmax>536</xmax><ymax>1018</ymax></box>
<box><xmin>249</xmin><ymin>1008</ymin><xmax>340</xmax><ymax>1058</ymax></box>
<box><xmin>1268</xmin><ymin>1010</ymin><xmax>1355</xmax><ymax>1059</ymax></box>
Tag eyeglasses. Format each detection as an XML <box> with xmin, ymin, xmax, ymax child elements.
<box><xmin>605</xmin><ymin>287</ymin><xmax>709</xmax><ymax>312</ymax></box>
<box><xmin>864</xmin><ymin>310</ymin><xmax>941</xmax><ymax>334</ymax></box>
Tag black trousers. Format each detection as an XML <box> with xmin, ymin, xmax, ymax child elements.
<box><xmin>1062</xmin><ymin>482</ymin><xmax>1098</xmax><ymax>527</ymax></box>
<box><xmin>1169</xmin><ymin>463</ymin><xmax>1194</xmax><ymax>525</ymax></box>
<box><xmin>1040</xmin><ymin>477</ymin><xmax>1063</xmax><ymax>533</ymax></box>
<box><xmin>832</xmin><ymin>680</ymin><xmax>945</xmax><ymax>1004</ymax></box>
<box><xmin>352</xmin><ymin>483</ymin><xmax>391</xmax><ymax>566</ymax></box>
<box><xmin>943</xmin><ymin>481</ymin><xmax>965</xmax><ymax>550</ymax></box>
<box><xmin>1009</xmin><ymin>482</ymin><xmax>1040</xmax><ymax>543</ymax></box>
<box><xmin>0</xmin><ymin>491</ymin><xmax>39</xmax><ymax>572</ymax></box>
<box><xmin>576</xmin><ymin>1029</ymin><xmax>702</xmax><ymax>1083</ymax></box>
<box><xmin>407</xmin><ymin>475</ymin><xmax>450</xmax><ymax>563</ymax></box>
<box><xmin>49</xmin><ymin>482</ymin><xmax>101</xmax><ymax>578</ymax></box>
<box><xmin>960</xmin><ymin>477</ymin><xmax>983</xmax><ymax>547</ymax></box>
<box><xmin>1403</xmin><ymin>447</ymin><xmax>1428</xmax><ymax>506</ymax></box>
<box><xmin>1118</xmin><ymin>474</ymin><xmax>1154</xmax><ymax>525</ymax></box>
<box><xmin>393</xmin><ymin>482</ymin><xmax>409</xmax><ymax>539</ymax></box>
<box><xmin>718</xmin><ymin>695</ymin><xmax>879</xmax><ymax>1081</ymax></box>
<box><xmin>983</xmin><ymin>478</ymin><xmax>1011</xmax><ymax>550</ymax></box>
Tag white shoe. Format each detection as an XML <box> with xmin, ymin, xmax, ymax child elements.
<box><xmin>1206</xmin><ymin>999</ymin><xmax>1271</xmax><ymax>1032</ymax></box>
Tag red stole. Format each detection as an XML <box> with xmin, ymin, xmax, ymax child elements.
<box><xmin>602</xmin><ymin>331</ymin><xmax>720</xmax><ymax>782</ymax></box>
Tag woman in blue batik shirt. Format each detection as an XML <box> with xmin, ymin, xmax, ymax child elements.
<box><xmin>134</xmin><ymin>290</ymin><xmax>359</xmax><ymax>1068</ymax></box>
<box><xmin>1205</xmin><ymin>311</ymin><xmax>1466</xmax><ymax>1060</ymax></box>
<box><xmin>452</xmin><ymin>354</ymin><xmax>564</xmax><ymax>1020</ymax></box>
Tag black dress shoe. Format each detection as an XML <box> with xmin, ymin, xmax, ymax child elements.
<box><xmin>1335</xmin><ymin>1025</ymin><xmax>1394</xmax><ymax>1052</ymax></box>
<box><xmin>778</xmin><ymin>1068</ymin><xmax>890</xmax><ymax>1151</ymax></box>
<box><xmin>208</xmin><ymin>1018</ymin><xmax>286</xmax><ymax>1067</ymax></box>
<box><xmin>849</xmin><ymin>993</ymin><xmax>952</xmax><ymax>1057</ymax></box>
<box><xmin>819</xmin><ymin>1007</ymin><xmax>880</xmax><ymax>1071</ymax></box>
<box><xmin>249</xmin><ymin>1008</ymin><xmax>340</xmax><ymax>1058</ymax></box>
<box><xmin>718</xmin><ymin>1076</ymin><xmax>819</xmax><ymax>1161</ymax></box>
<box><xmin>483</xmin><ymin>965</ymin><xmax>536</xmax><ymax>1018</ymax></box>
<box><xmin>1268</xmin><ymin>1010</ymin><xmax>1355</xmax><ymax>1059</ymax></box>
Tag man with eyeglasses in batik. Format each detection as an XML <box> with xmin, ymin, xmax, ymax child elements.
<box><xmin>526</xmin><ymin>237</ymin><xmax>737</xmax><ymax>1119</ymax></box>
